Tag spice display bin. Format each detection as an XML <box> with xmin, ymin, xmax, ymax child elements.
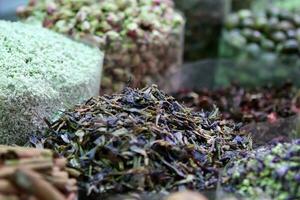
<box><xmin>18</xmin><ymin>0</ymin><xmax>185</xmax><ymax>94</ymax></box>
<box><xmin>174</xmin><ymin>0</ymin><xmax>225</xmax><ymax>61</ymax></box>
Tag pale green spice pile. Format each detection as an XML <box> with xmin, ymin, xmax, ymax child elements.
<box><xmin>0</xmin><ymin>20</ymin><xmax>103</xmax><ymax>144</ymax></box>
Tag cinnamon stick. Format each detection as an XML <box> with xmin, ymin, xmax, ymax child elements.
<box><xmin>0</xmin><ymin>162</ymin><xmax>53</xmax><ymax>179</ymax></box>
<box><xmin>0</xmin><ymin>180</ymin><xmax>18</xmax><ymax>195</ymax></box>
<box><xmin>13</xmin><ymin>168</ymin><xmax>65</xmax><ymax>200</ymax></box>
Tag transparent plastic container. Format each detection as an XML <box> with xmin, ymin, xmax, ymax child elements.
<box><xmin>163</xmin><ymin>59</ymin><xmax>300</xmax><ymax>92</ymax></box>
<box><xmin>174</xmin><ymin>0</ymin><xmax>226</xmax><ymax>61</ymax></box>
<box><xmin>99</xmin><ymin>22</ymin><xmax>185</xmax><ymax>94</ymax></box>
<box><xmin>18</xmin><ymin>0</ymin><xmax>185</xmax><ymax>94</ymax></box>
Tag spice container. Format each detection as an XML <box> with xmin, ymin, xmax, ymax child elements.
<box><xmin>174</xmin><ymin>0</ymin><xmax>225</xmax><ymax>61</ymax></box>
<box><xmin>30</xmin><ymin>85</ymin><xmax>252</xmax><ymax>197</ymax></box>
<box><xmin>163</xmin><ymin>58</ymin><xmax>300</xmax><ymax>93</ymax></box>
<box><xmin>220</xmin><ymin>7</ymin><xmax>300</xmax><ymax>86</ymax></box>
<box><xmin>18</xmin><ymin>0</ymin><xmax>185</xmax><ymax>94</ymax></box>
<box><xmin>0</xmin><ymin>20</ymin><xmax>103</xmax><ymax>145</ymax></box>
<box><xmin>0</xmin><ymin>145</ymin><xmax>78</xmax><ymax>200</ymax></box>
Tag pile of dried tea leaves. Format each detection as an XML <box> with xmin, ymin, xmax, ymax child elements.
<box><xmin>222</xmin><ymin>140</ymin><xmax>300</xmax><ymax>200</ymax></box>
<box><xmin>0</xmin><ymin>145</ymin><xmax>78</xmax><ymax>200</ymax></box>
<box><xmin>174</xmin><ymin>83</ymin><xmax>300</xmax><ymax>123</ymax></box>
<box><xmin>31</xmin><ymin>85</ymin><xmax>252</xmax><ymax>196</ymax></box>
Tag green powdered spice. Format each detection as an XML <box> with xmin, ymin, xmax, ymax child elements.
<box><xmin>18</xmin><ymin>0</ymin><xmax>184</xmax><ymax>94</ymax></box>
<box><xmin>223</xmin><ymin>140</ymin><xmax>300</xmax><ymax>200</ymax></box>
<box><xmin>0</xmin><ymin>20</ymin><xmax>103</xmax><ymax>144</ymax></box>
<box><xmin>31</xmin><ymin>85</ymin><xmax>252</xmax><ymax>196</ymax></box>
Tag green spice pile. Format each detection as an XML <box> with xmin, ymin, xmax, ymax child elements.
<box><xmin>0</xmin><ymin>145</ymin><xmax>78</xmax><ymax>200</ymax></box>
<box><xmin>225</xmin><ymin>7</ymin><xmax>300</xmax><ymax>56</ymax></box>
<box><xmin>174</xmin><ymin>83</ymin><xmax>300</xmax><ymax>123</ymax></box>
<box><xmin>0</xmin><ymin>20</ymin><xmax>102</xmax><ymax>145</ymax></box>
<box><xmin>31</xmin><ymin>85</ymin><xmax>252</xmax><ymax>196</ymax></box>
<box><xmin>222</xmin><ymin>140</ymin><xmax>300</xmax><ymax>200</ymax></box>
<box><xmin>18</xmin><ymin>0</ymin><xmax>184</xmax><ymax>94</ymax></box>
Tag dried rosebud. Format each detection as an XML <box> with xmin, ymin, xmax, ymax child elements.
<box><xmin>76</xmin><ymin>10</ymin><xmax>87</xmax><ymax>22</ymax></box>
<box><xmin>46</xmin><ymin>2</ymin><xmax>57</xmax><ymax>14</ymax></box>
<box><xmin>81</xmin><ymin>21</ymin><xmax>91</xmax><ymax>32</ymax></box>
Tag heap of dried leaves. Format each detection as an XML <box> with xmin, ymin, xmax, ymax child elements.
<box><xmin>31</xmin><ymin>85</ymin><xmax>251</xmax><ymax>196</ymax></box>
<box><xmin>174</xmin><ymin>83</ymin><xmax>300</xmax><ymax>123</ymax></box>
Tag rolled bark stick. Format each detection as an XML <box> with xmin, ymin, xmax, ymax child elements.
<box><xmin>66</xmin><ymin>192</ymin><xmax>76</xmax><ymax>200</ymax></box>
<box><xmin>47</xmin><ymin>177</ymin><xmax>77</xmax><ymax>193</ymax></box>
<box><xmin>0</xmin><ymin>162</ymin><xmax>53</xmax><ymax>178</ymax></box>
<box><xmin>0</xmin><ymin>146</ymin><xmax>52</xmax><ymax>158</ymax></box>
<box><xmin>0</xmin><ymin>194</ymin><xmax>19</xmax><ymax>200</ymax></box>
<box><xmin>13</xmin><ymin>167</ymin><xmax>65</xmax><ymax>200</ymax></box>
<box><xmin>51</xmin><ymin>171</ymin><xmax>69</xmax><ymax>180</ymax></box>
<box><xmin>53</xmin><ymin>158</ymin><xmax>67</xmax><ymax>169</ymax></box>
<box><xmin>0</xmin><ymin>180</ymin><xmax>18</xmax><ymax>194</ymax></box>
<box><xmin>5</xmin><ymin>157</ymin><xmax>53</xmax><ymax>166</ymax></box>
<box><xmin>0</xmin><ymin>146</ymin><xmax>77</xmax><ymax>200</ymax></box>
<box><xmin>64</xmin><ymin>168</ymin><xmax>81</xmax><ymax>178</ymax></box>
<box><xmin>28</xmin><ymin>196</ymin><xmax>38</xmax><ymax>200</ymax></box>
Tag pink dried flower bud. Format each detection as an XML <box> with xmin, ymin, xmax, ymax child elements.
<box><xmin>16</xmin><ymin>6</ymin><xmax>27</xmax><ymax>16</ymax></box>
<box><xmin>46</xmin><ymin>2</ymin><xmax>57</xmax><ymax>14</ymax></box>
<box><xmin>29</xmin><ymin>0</ymin><xmax>37</xmax><ymax>6</ymax></box>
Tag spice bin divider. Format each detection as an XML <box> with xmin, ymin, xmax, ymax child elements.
<box><xmin>174</xmin><ymin>0</ymin><xmax>226</xmax><ymax>61</ymax></box>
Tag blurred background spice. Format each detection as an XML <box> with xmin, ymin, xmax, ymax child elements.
<box><xmin>173</xmin><ymin>82</ymin><xmax>300</xmax><ymax>124</ymax></box>
<box><xmin>18</xmin><ymin>0</ymin><xmax>184</xmax><ymax>94</ymax></box>
<box><xmin>223</xmin><ymin>8</ymin><xmax>300</xmax><ymax>58</ymax></box>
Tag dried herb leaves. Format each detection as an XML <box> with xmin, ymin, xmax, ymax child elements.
<box><xmin>174</xmin><ymin>83</ymin><xmax>300</xmax><ymax>123</ymax></box>
<box><xmin>31</xmin><ymin>85</ymin><xmax>251</xmax><ymax>195</ymax></box>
